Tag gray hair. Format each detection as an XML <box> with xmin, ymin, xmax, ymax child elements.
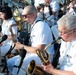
<box><xmin>57</xmin><ymin>14</ymin><xmax>76</xmax><ymax>30</ymax></box>
<box><xmin>24</xmin><ymin>5</ymin><xmax>37</xmax><ymax>14</ymax></box>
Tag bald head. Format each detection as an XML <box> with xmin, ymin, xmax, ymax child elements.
<box><xmin>22</xmin><ymin>5</ymin><xmax>37</xmax><ymax>15</ymax></box>
<box><xmin>22</xmin><ymin>5</ymin><xmax>38</xmax><ymax>24</ymax></box>
<box><xmin>45</xmin><ymin>0</ymin><xmax>51</xmax><ymax>4</ymax></box>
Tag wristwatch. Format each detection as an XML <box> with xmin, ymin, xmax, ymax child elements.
<box><xmin>21</xmin><ymin>45</ymin><xmax>24</xmax><ymax>49</ymax></box>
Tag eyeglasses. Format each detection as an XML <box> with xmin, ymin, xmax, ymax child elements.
<box><xmin>58</xmin><ymin>29</ymin><xmax>75</xmax><ymax>35</ymax></box>
<box><xmin>22</xmin><ymin>13</ymin><xmax>32</xmax><ymax>18</ymax></box>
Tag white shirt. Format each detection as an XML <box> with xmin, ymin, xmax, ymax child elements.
<box><xmin>2</xmin><ymin>18</ymin><xmax>18</xmax><ymax>45</ymax></box>
<box><xmin>50</xmin><ymin>0</ymin><xmax>60</xmax><ymax>12</ymax></box>
<box><xmin>59</xmin><ymin>38</ymin><xmax>76</xmax><ymax>73</ymax></box>
<box><xmin>67</xmin><ymin>4</ymin><xmax>76</xmax><ymax>15</ymax></box>
<box><xmin>34</xmin><ymin>0</ymin><xmax>45</xmax><ymax>7</ymax></box>
<box><xmin>0</xmin><ymin>18</ymin><xmax>18</xmax><ymax>56</ymax></box>
<box><xmin>50</xmin><ymin>0</ymin><xmax>60</xmax><ymax>21</ymax></box>
<box><xmin>67</xmin><ymin>7</ymin><xmax>75</xmax><ymax>15</ymax></box>
<box><xmin>30</xmin><ymin>17</ymin><xmax>54</xmax><ymax>54</ymax></box>
<box><xmin>43</xmin><ymin>6</ymin><xmax>55</xmax><ymax>26</ymax></box>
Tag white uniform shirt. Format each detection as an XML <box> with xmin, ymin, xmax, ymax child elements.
<box><xmin>50</xmin><ymin>0</ymin><xmax>60</xmax><ymax>12</ymax></box>
<box><xmin>67</xmin><ymin>4</ymin><xmax>76</xmax><ymax>15</ymax></box>
<box><xmin>1</xmin><ymin>18</ymin><xmax>18</xmax><ymax>56</ymax></box>
<box><xmin>67</xmin><ymin>8</ymin><xmax>75</xmax><ymax>15</ymax></box>
<box><xmin>2</xmin><ymin>18</ymin><xmax>18</xmax><ymax>44</ymax></box>
<box><xmin>2</xmin><ymin>18</ymin><xmax>17</xmax><ymax>35</ymax></box>
<box><xmin>59</xmin><ymin>38</ymin><xmax>76</xmax><ymax>73</ymax></box>
<box><xmin>34</xmin><ymin>0</ymin><xmax>45</xmax><ymax>7</ymax></box>
<box><xmin>50</xmin><ymin>0</ymin><xmax>60</xmax><ymax>20</ymax></box>
<box><xmin>30</xmin><ymin>17</ymin><xmax>54</xmax><ymax>55</ymax></box>
<box><xmin>43</xmin><ymin>6</ymin><xmax>55</xmax><ymax>26</ymax></box>
<box><xmin>11</xmin><ymin>17</ymin><xmax>54</xmax><ymax>75</ymax></box>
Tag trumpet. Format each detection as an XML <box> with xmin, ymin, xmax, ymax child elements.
<box><xmin>26</xmin><ymin>37</ymin><xmax>61</xmax><ymax>75</ymax></box>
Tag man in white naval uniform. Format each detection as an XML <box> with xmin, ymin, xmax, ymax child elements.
<box><xmin>44</xmin><ymin>0</ymin><xmax>60</xmax><ymax>21</ymax></box>
<box><xmin>7</xmin><ymin>5</ymin><xmax>54</xmax><ymax>75</ymax></box>
<box><xmin>42</xmin><ymin>14</ymin><xmax>76</xmax><ymax>75</ymax></box>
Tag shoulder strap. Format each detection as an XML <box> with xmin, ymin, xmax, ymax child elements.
<box><xmin>51</xmin><ymin>31</ymin><xmax>55</xmax><ymax>40</ymax></box>
<box><xmin>35</xmin><ymin>20</ymin><xmax>43</xmax><ymax>23</ymax></box>
<box><xmin>48</xmin><ymin>5</ymin><xmax>52</xmax><ymax>16</ymax></box>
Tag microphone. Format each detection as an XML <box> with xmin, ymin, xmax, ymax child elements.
<box><xmin>17</xmin><ymin>48</ymin><xmax>27</xmax><ymax>74</ymax></box>
<box><xmin>0</xmin><ymin>35</ymin><xmax>8</xmax><ymax>44</ymax></box>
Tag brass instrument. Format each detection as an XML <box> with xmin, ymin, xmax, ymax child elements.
<box><xmin>7</xmin><ymin>24</ymin><xmax>18</xmax><ymax>58</ymax></box>
<box><xmin>9</xmin><ymin>24</ymin><xmax>17</xmax><ymax>42</ymax></box>
<box><xmin>27</xmin><ymin>60</ymin><xmax>49</xmax><ymax>75</ymax></box>
<box><xmin>27</xmin><ymin>37</ymin><xmax>61</xmax><ymax>75</ymax></box>
<box><xmin>13</xmin><ymin>8</ymin><xmax>25</xmax><ymax>31</ymax></box>
<box><xmin>36</xmin><ymin>49</ymin><xmax>50</xmax><ymax>65</ymax></box>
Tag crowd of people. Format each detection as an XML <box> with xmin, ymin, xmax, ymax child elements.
<box><xmin>0</xmin><ymin>0</ymin><xmax>76</xmax><ymax>75</ymax></box>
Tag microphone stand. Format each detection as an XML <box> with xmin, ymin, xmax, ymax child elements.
<box><xmin>17</xmin><ymin>38</ymin><xmax>24</xmax><ymax>74</ymax></box>
<box><xmin>16</xmin><ymin>38</ymin><xmax>27</xmax><ymax>75</ymax></box>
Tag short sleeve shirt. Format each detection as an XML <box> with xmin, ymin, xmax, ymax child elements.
<box><xmin>50</xmin><ymin>0</ymin><xmax>60</xmax><ymax>12</ymax></box>
<box><xmin>59</xmin><ymin>38</ymin><xmax>76</xmax><ymax>73</ymax></box>
<box><xmin>30</xmin><ymin>17</ymin><xmax>54</xmax><ymax>54</ymax></box>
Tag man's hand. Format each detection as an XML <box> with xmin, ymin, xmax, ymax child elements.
<box><xmin>14</xmin><ymin>42</ymin><xmax>22</xmax><ymax>50</ymax></box>
<box><xmin>0</xmin><ymin>42</ymin><xmax>3</xmax><ymax>46</ymax></box>
<box><xmin>42</xmin><ymin>63</ymin><xmax>54</xmax><ymax>74</ymax></box>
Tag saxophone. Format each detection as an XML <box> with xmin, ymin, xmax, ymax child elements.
<box><xmin>26</xmin><ymin>37</ymin><xmax>61</xmax><ymax>75</ymax></box>
<box><xmin>9</xmin><ymin>24</ymin><xmax>17</xmax><ymax>42</ymax></box>
<box><xmin>6</xmin><ymin>24</ymin><xmax>17</xmax><ymax>58</ymax></box>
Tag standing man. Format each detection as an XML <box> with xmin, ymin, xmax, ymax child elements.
<box><xmin>7</xmin><ymin>5</ymin><xmax>54</xmax><ymax>75</ymax></box>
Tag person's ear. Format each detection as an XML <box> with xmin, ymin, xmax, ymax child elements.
<box><xmin>73</xmin><ymin>29</ymin><xmax>76</xmax><ymax>32</ymax></box>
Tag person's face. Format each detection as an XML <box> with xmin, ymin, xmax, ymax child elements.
<box><xmin>58</xmin><ymin>25</ymin><xmax>76</xmax><ymax>42</ymax></box>
<box><xmin>45</xmin><ymin>0</ymin><xmax>51</xmax><ymax>4</ymax></box>
<box><xmin>0</xmin><ymin>12</ymin><xmax>5</xmax><ymax>20</ymax></box>
<box><xmin>0</xmin><ymin>12</ymin><xmax>2</xmax><ymax>19</ymax></box>
<box><xmin>22</xmin><ymin>9</ymin><xmax>33</xmax><ymax>24</ymax></box>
